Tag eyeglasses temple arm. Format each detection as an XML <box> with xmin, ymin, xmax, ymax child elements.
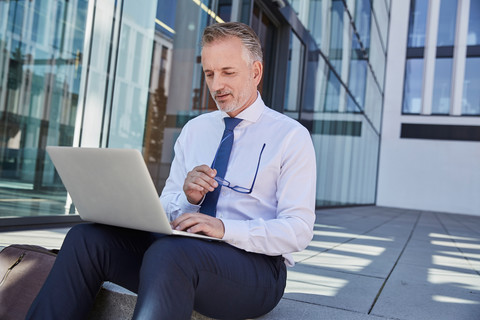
<box><xmin>246</xmin><ymin>143</ymin><xmax>266</xmax><ymax>194</ymax></box>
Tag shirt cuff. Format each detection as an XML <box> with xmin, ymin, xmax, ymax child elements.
<box><xmin>179</xmin><ymin>192</ymin><xmax>201</xmax><ymax>213</ymax></box>
<box><xmin>221</xmin><ymin>219</ymin><xmax>249</xmax><ymax>245</ymax></box>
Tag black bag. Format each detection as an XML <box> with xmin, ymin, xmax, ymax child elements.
<box><xmin>0</xmin><ymin>244</ymin><xmax>58</xmax><ymax>320</ymax></box>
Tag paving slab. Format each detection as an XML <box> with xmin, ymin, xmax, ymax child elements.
<box><xmin>400</xmin><ymin>238</ymin><xmax>480</xmax><ymax>275</ymax></box>
<box><xmin>258</xmin><ymin>298</ymin><xmax>395</xmax><ymax>320</ymax></box>
<box><xmin>371</xmin><ymin>260</ymin><xmax>480</xmax><ymax>320</ymax></box>
<box><xmin>284</xmin><ymin>263</ymin><xmax>384</xmax><ymax>314</ymax></box>
<box><xmin>0</xmin><ymin>228</ymin><xmax>68</xmax><ymax>249</ymax></box>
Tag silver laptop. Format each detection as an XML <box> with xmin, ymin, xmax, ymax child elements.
<box><xmin>47</xmin><ymin>146</ymin><xmax>219</xmax><ymax>241</ymax></box>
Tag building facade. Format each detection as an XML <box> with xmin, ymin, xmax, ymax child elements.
<box><xmin>378</xmin><ymin>0</ymin><xmax>480</xmax><ymax>215</ymax></box>
<box><xmin>6</xmin><ymin>0</ymin><xmax>473</xmax><ymax>223</ymax></box>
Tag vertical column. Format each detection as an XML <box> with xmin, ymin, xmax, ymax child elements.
<box><xmin>73</xmin><ymin>0</ymin><xmax>96</xmax><ymax>148</ymax></box>
<box><xmin>421</xmin><ymin>0</ymin><xmax>440</xmax><ymax>115</ymax></box>
<box><xmin>451</xmin><ymin>0</ymin><xmax>470</xmax><ymax>116</ymax></box>
<box><xmin>338</xmin><ymin>0</ymin><xmax>353</xmax><ymax>113</ymax></box>
<box><xmin>230</xmin><ymin>0</ymin><xmax>241</xmax><ymax>22</ymax></box>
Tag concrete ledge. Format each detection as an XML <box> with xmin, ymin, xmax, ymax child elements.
<box><xmin>88</xmin><ymin>282</ymin><xmax>214</xmax><ymax>320</ymax></box>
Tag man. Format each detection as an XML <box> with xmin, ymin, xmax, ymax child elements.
<box><xmin>27</xmin><ymin>22</ymin><xmax>316</xmax><ymax>320</ymax></box>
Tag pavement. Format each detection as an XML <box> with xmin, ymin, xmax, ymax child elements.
<box><xmin>1</xmin><ymin>206</ymin><xmax>480</xmax><ymax>320</ymax></box>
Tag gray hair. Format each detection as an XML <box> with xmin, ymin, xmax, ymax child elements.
<box><xmin>201</xmin><ymin>22</ymin><xmax>263</xmax><ymax>64</ymax></box>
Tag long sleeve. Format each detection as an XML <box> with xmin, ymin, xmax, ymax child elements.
<box><xmin>160</xmin><ymin>124</ymin><xmax>202</xmax><ymax>221</ymax></box>
<box><xmin>221</xmin><ymin>124</ymin><xmax>316</xmax><ymax>265</ymax></box>
<box><xmin>159</xmin><ymin>96</ymin><xmax>317</xmax><ymax>266</ymax></box>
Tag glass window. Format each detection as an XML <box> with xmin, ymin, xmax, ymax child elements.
<box><xmin>364</xmin><ymin>69</ymin><xmax>383</xmax><ymax>131</ymax></box>
<box><xmin>431</xmin><ymin>58</ymin><xmax>453</xmax><ymax>114</ymax></box>
<box><xmin>329</xmin><ymin>0</ymin><xmax>345</xmax><ymax>73</ymax></box>
<box><xmin>347</xmin><ymin>51</ymin><xmax>367</xmax><ymax>112</ymax></box>
<box><xmin>308</xmin><ymin>0</ymin><xmax>323</xmax><ymax>47</ymax></box>
<box><xmin>80</xmin><ymin>0</ymin><xmax>117</xmax><ymax>147</ymax></box>
<box><xmin>313</xmin><ymin>115</ymin><xmax>379</xmax><ymax>206</ymax></box>
<box><xmin>143</xmin><ymin>0</ymin><xmax>230</xmax><ymax>192</ymax></box>
<box><xmin>287</xmin><ymin>0</ymin><xmax>301</xmax><ymax>14</ymax></box>
<box><xmin>467</xmin><ymin>0</ymin><xmax>480</xmax><ymax>45</ymax></box>
<box><xmin>108</xmin><ymin>0</ymin><xmax>156</xmax><ymax>149</ymax></box>
<box><xmin>437</xmin><ymin>0</ymin><xmax>458</xmax><ymax>46</ymax></box>
<box><xmin>0</xmin><ymin>0</ymin><xmax>88</xmax><ymax>217</ymax></box>
<box><xmin>313</xmin><ymin>55</ymin><xmax>329</xmax><ymax>113</ymax></box>
<box><xmin>407</xmin><ymin>0</ymin><xmax>429</xmax><ymax>47</ymax></box>
<box><xmin>369</xmin><ymin>21</ymin><xmax>386</xmax><ymax>91</ymax></box>
<box><xmin>252</xmin><ymin>4</ymin><xmax>276</xmax><ymax>108</ymax></box>
<box><xmin>403</xmin><ymin>58</ymin><xmax>424</xmax><ymax>114</ymax></box>
<box><xmin>324</xmin><ymin>69</ymin><xmax>341</xmax><ymax>112</ymax></box>
<box><xmin>283</xmin><ymin>31</ymin><xmax>305</xmax><ymax>114</ymax></box>
<box><xmin>155</xmin><ymin>0</ymin><xmax>176</xmax><ymax>37</ymax></box>
<box><xmin>354</xmin><ymin>0</ymin><xmax>371</xmax><ymax>51</ymax></box>
<box><xmin>462</xmin><ymin>57</ymin><xmax>480</xmax><ymax>115</ymax></box>
<box><xmin>303</xmin><ymin>47</ymin><xmax>320</xmax><ymax>112</ymax></box>
<box><xmin>372</xmin><ymin>0</ymin><xmax>389</xmax><ymax>49</ymax></box>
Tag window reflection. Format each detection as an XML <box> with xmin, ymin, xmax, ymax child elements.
<box><xmin>324</xmin><ymin>70</ymin><xmax>341</xmax><ymax>112</ymax></box>
<box><xmin>372</xmin><ymin>0</ymin><xmax>389</xmax><ymax>49</ymax></box>
<box><xmin>403</xmin><ymin>58</ymin><xmax>424</xmax><ymax>114</ymax></box>
<box><xmin>283</xmin><ymin>31</ymin><xmax>304</xmax><ymax>115</ymax></box>
<box><xmin>144</xmin><ymin>0</ymin><xmax>231</xmax><ymax>193</ymax></box>
<box><xmin>365</xmin><ymin>69</ymin><xmax>383</xmax><ymax>130</ymax></box>
<box><xmin>287</xmin><ymin>0</ymin><xmax>384</xmax><ymax>206</ymax></box>
<box><xmin>329</xmin><ymin>0</ymin><xmax>344</xmax><ymax>73</ymax></box>
<box><xmin>462</xmin><ymin>57</ymin><xmax>480</xmax><ymax>115</ymax></box>
<box><xmin>354</xmin><ymin>0</ymin><xmax>371</xmax><ymax>51</ymax></box>
<box><xmin>467</xmin><ymin>0</ymin><xmax>480</xmax><ymax>45</ymax></box>
<box><xmin>437</xmin><ymin>0</ymin><xmax>457</xmax><ymax>47</ymax></box>
<box><xmin>308</xmin><ymin>0</ymin><xmax>323</xmax><ymax>47</ymax></box>
<box><xmin>432</xmin><ymin>58</ymin><xmax>453</xmax><ymax>114</ymax></box>
<box><xmin>0</xmin><ymin>0</ymin><xmax>391</xmax><ymax>218</ymax></box>
<box><xmin>348</xmin><ymin>53</ymin><xmax>367</xmax><ymax>112</ymax></box>
<box><xmin>369</xmin><ymin>21</ymin><xmax>386</xmax><ymax>91</ymax></box>
<box><xmin>108</xmin><ymin>0</ymin><xmax>156</xmax><ymax>149</ymax></box>
<box><xmin>0</xmin><ymin>0</ymin><xmax>88</xmax><ymax>217</ymax></box>
<box><xmin>408</xmin><ymin>0</ymin><xmax>429</xmax><ymax>47</ymax></box>
<box><xmin>252</xmin><ymin>3</ymin><xmax>276</xmax><ymax>108</ymax></box>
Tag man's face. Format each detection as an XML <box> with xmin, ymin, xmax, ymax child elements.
<box><xmin>201</xmin><ymin>36</ymin><xmax>262</xmax><ymax>117</ymax></box>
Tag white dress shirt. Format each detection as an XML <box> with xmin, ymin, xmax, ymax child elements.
<box><xmin>160</xmin><ymin>94</ymin><xmax>316</xmax><ymax>266</ymax></box>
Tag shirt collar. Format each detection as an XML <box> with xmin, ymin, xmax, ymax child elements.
<box><xmin>220</xmin><ymin>92</ymin><xmax>265</xmax><ymax>124</ymax></box>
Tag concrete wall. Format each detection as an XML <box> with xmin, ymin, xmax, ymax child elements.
<box><xmin>377</xmin><ymin>0</ymin><xmax>480</xmax><ymax>216</ymax></box>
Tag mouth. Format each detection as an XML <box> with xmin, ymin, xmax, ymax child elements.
<box><xmin>214</xmin><ymin>92</ymin><xmax>231</xmax><ymax>102</ymax></box>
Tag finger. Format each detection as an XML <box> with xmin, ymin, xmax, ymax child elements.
<box><xmin>173</xmin><ymin>214</ymin><xmax>211</xmax><ymax>232</ymax></box>
<box><xmin>171</xmin><ymin>213</ymin><xmax>196</xmax><ymax>230</ymax></box>
<box><xmin>193</xmin><ymin>165</ymin><xmax>216</xmax><ymax>178</ymax></box>
<box><xmin>172</xmin><ymin>213</ymin><xmax>213</xmax><ymax>231</ymax></box>
<box><xmin>187</xmin><ymin>167</ymin><xmax>218</xmax><ymax>189</ymax></box>
<box><xmin>186</xmin><ymin>175</ymin><xmax>216</xmax><ymax>192</ymax></box>
<box><xmin>186</xmin><ymin>218</ymin><xmax>224</xmax><ymax>239</ymax></box>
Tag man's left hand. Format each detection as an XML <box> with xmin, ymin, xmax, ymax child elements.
<box><xmin>171</xmin><ymin>213</ymin><xmax>225</xmax><ymax>239</ymax></box>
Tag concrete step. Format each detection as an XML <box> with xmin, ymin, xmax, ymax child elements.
<box><xmin>88</xmin><ymin>282</ymin><xmax>214</xmax><ymax>320</ymax></box>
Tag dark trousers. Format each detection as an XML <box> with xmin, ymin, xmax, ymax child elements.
<box><xmin>26</xmin><ymin>223</ymin><xmax>286</xmax><ymax>320</ymax></box>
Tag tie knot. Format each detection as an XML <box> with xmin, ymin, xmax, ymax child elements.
<box><xmin>224</xmin><ymin>117</ymin><xmax>242</xmax><ymax>131</ymax></box>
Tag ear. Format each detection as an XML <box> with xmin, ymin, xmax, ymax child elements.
<box><xmin>252</xmin><ymin>60</ymin><xmax>263</xmax><ymax>86</ymax></box>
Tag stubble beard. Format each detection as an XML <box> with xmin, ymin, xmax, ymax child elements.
<box><xmin>211</xmin><ymin>78</ymin><xmax>253</xmax><ymax>114</ymax></box>
<box><xmin>212</xmin><ymin>92</ymin><xmax>246</xmax><ymax>114</ymax></box>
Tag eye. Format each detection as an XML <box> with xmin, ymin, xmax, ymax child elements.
<box><xmin>205</xmin><ymin>73</ymin><xmax>213</xmax><ymax>78</ymax></box>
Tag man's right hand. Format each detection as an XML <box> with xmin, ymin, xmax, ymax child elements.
<box><xmin>183</xmin><ymin>165</ymin><xmax>218</xmax><ymax>205</ymax></box>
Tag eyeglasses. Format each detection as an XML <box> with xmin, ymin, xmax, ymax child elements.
<box><xmin>212</xmin><ymin>143</ymin><xmax>266</xmax><ymax>194</ymax></box>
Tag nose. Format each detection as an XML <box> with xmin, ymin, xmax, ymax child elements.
<box><xmin>209</xmin><ymin>74</ymin><xmax>224</xmax><ymax>92</ymax></box>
